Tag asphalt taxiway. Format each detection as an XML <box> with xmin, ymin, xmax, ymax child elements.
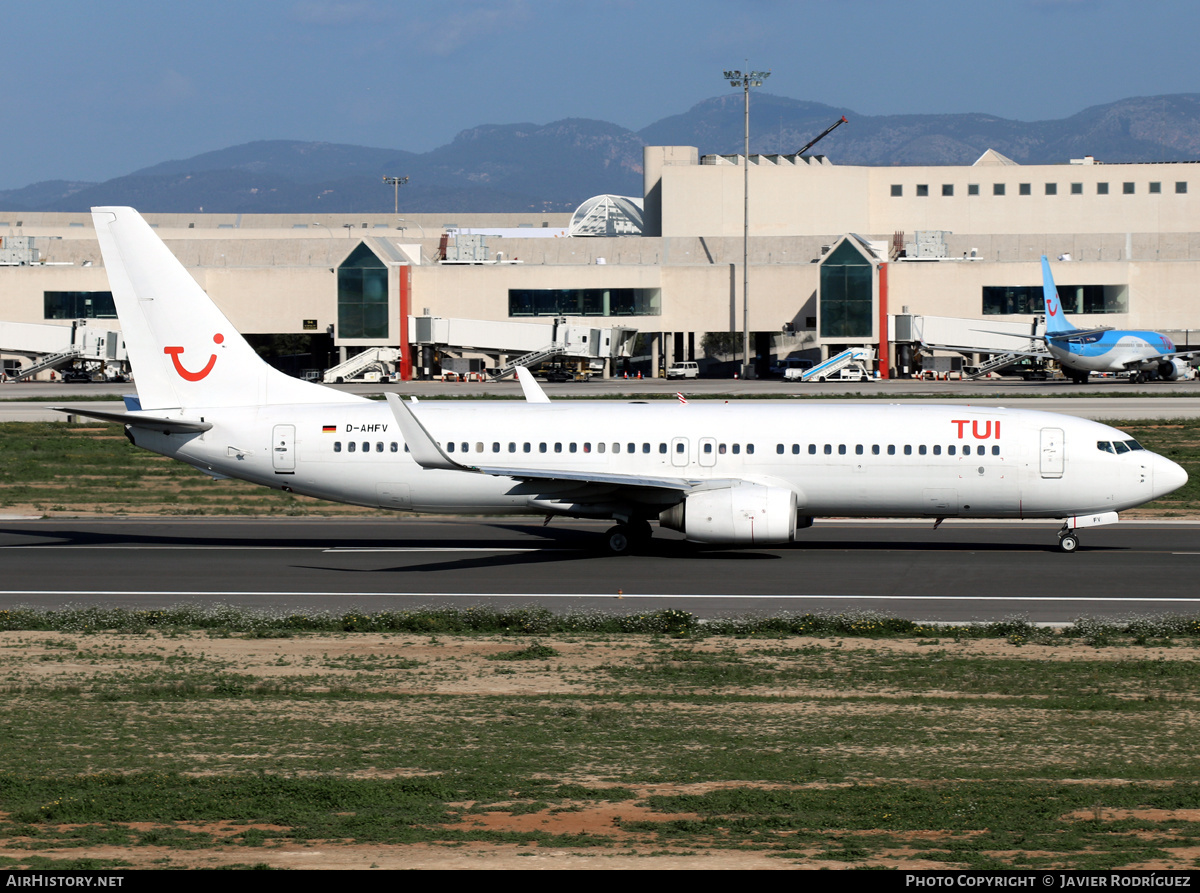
<box><xmin>1</xmin><ymin>517</ymin><xmax>1197</xmax><ymax>623</ymax></box>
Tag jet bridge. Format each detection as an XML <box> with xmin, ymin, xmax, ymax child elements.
<box><xmin>0</xmin><ymin>320</ymin><xmax>127</xmax><ymax>381</ymax></box>
<box><xmin>409</xmin><ymin>316</ymin><xmax>637</xmax><ymax>380</ymax></box>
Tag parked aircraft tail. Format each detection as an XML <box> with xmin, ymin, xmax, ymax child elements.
<box><xmin>91</xmin><ymin>207</ymin><xmax>362</xmax><ymax>410</ymax></box>
<box><xmin>1041</xmin><ymin>255</ymin><xmax>1078</xmax><ymax>337</ymax></box>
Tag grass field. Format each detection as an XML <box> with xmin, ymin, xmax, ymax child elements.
<box><xmin>0</xmin><ymin>614</ymin><xmax>1198</xmax><ymax>870</ymax></box>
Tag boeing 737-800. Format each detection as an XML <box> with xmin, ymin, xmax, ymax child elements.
<box><xmin>60</xmin><ymin>208</ymin><xmax>1187</xmax><ymax>554</ymax></box>
<box><xmin>1036</xmin><ymin>256</ymin><xmax>1198</xmax><ymax>383</ymax></box>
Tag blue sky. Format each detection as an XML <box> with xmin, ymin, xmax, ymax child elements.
<box><xmin>3</xmin><ymin>0</ymin><xmax>1198</xmax><ymax>190</ymax></box>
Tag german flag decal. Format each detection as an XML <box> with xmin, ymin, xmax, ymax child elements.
<box><xmin>322</xmin><ymin>425</ymin><xmax>337</xmax><ymax>433</ymax></box>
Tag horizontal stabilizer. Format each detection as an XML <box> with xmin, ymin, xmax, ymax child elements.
<box><xmin>53</xmin><ymin>406</ymin><xmax>212</xmax><ymax>433</ymax></box>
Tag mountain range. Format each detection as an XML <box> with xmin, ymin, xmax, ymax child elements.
<box><xmin>6</xmin><ymin>93</ymin><xmax>1200</xmax><ymax>215</ymax></box>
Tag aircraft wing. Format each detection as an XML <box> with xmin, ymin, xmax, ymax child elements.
<box><xmin>53</xmin><ymin>406</ymin><xmax>213</xmax><ymax>433</ymax></box>
<box><xmin>384</xmin><ymin>392</ymin><xmax>728</xmax><ymax>497</ymax></box>
<box><xmin>922</xmin><ymin>340</ymin><xmax>1050</xmax><ymax>359</ymax></box>
<box><xmin>1122</xmin><ymin>349</ymin><xmax>1200</xmax><ymax>371</ymax></box>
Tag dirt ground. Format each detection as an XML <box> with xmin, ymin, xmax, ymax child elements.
<box><xmin>3</xmin><ymin>631</ymin><xmax>1199</xmax><ymax>869</ymax></box>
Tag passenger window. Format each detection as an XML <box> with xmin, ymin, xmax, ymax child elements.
<box><xmin>838</xmin><ymin>445</ymin><xmax>846</xmax><ymax>455</ymax></box>
<box><xmin>792</xmin><ymin>444</ymin><xmax>800</xmax><ymax>455</ymax></box>
<box><xmin>809</xmin><ymin>444</ymin><xmax>816</xmax><ymax>455</ymax></box>
<box><xmin>675</xmin><ymin>443</ymin><xmax>684</xmax><ymax>453</ymax></box>
<box><xmin>376</xmin><ymin>442</ymin><xmax>384</xmax><ymax>452</ymax></box>
<box><xmin>363</xmin><ymin>442</ymin><xmax>370</xmax><ymax>453</ymax></box>
<box><xmin>933</xmin><ymin>445</ymin><xmax>942</xmax><ymax>455</ymax></box>
<box><xmin>539</xmin><ymin>443</ymin><xmax>547</xmax><ymax>453</ymax></box>
<box><xmin>569</xmin><ymin>443</ymin><xmax>577</xmax><ymax>453</ymax></box>
<box><xmin>904</xmin><ymin>445</ymin><xmax>911</xmax><ymax>455</ymax></box>
<box><xmin>777</xmin><ymin>444</ymin><xmax>785</xmax><ymax>455</ymax></box>
<box><xmin>747</xmin><ymin>444</ymin><xmax>754</xmax><ymax>455</ymax></box>
<box><xmin>948</xmin><ymin>445</ymin><xmax>956</xmax><ymax>456</ymax></box>
<box><xmin>919</xmin><ymin>445</ymin><xmax>927</xmax><ymax>455</ymax></box>
<box><xmin>524</xmin><ymin>443</ymin><xmax>531</xmax><ymax>453</ymax></box>
<box><xmin>731</xmin><ymin>444</ymin><xmax>740</xmax><ymax>455</ymax></box>
<box><xmin>824</xmin><ymin>444</ymin><xmax>832</xmax><ymax>455</ymax></box>
<box><xmin>719</xmin><ymin>444</ymin><xmax>727</xmax><ymax>454</ymax></box>
<box><xmin>887</xmin><ymin>445</ymin><xmax>895</xmax><ymax>455</ymax></box>
<box><xmin>659</xmin><ymin>443</ymin><xmax>667</xmax><ymax>454</ymax></box>
<box><xmin>642</xmin><ymin>443</ymin><xmax>650</xmax><ymax>454</ymax></box>
<box><xmin>447</xmin><ymin>442</ymin><xmax>455</xmax><ymax>453</ymax></box>
<box><xmin>476</xmin><ymin>442</ymin><xmax>484</xmax><ymax>453</ymax></box>
<box><xmin>628</xmin><ymin>443</ymin><xmax>636</xmax><ymax>453</ymax></box>
<box><xmin>554</xmin><ymin>443</ymin><xmax>562</xmax><ymax>453</ymax></box>
<box><xmin>492</xmin><ymin>442</ymin><xmax>500</xmax><ymax>453</ymax></box>
<box><xmin>508</xmin><ymin>442</ymin><xmax>516</xmax><ymax>453</ymax></box>
<box><xmin>991</xmin><ymin>446</ymin><xmax>999</xmax><ymax>455</ymax></box>
<box><xmin>584</xmin><ymin>443</ymin><xmax>591</xmax><ymax>453</ymax></box>
<box><xmin>348</xmin><ymin>442</ymin><xmax>356</xmax><ymax>453</ymax></box>
<box><xmin>872</xmin><ymin>445</ymin><xmax>880</xmax><ymax>455</ymax></box>
<box><xmin>855</xmin><ymin>445</ymin><xmax>863</xmax><ymax>455</ymax></box>
<box><xmin>390</xmin><ymin>442</ymin><xmax>398</xmax><ymax>452</ymax></box>
<box><xmin>334</xmin><ymin>442</ymin><xmax>342</xmax><ymax>452</ymax></box>
<box><xmin>597</xmin><ymin>443</ymin><xmax>605</xmax><ymax>453</ymax></box>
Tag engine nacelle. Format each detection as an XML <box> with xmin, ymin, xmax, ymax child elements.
<box><xmin>659</xmin><ymin>483</ymin><xmax>798</xmax><ymax>545</ymax></box>
<box><xmin>1158</xmin><ymin>358</ymin><xmax>1189</xmax><ymax>381</ymax></box>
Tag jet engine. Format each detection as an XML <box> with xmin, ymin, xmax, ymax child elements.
<box><xmin>659</xmin><ymin>483</ymin><xmax>798</xmax><ymax>544</ymax></box>
<box><xmin>1158</xmin><ymin>358</ymin><xmax>1190</xmax><ymax>381</ymax></box>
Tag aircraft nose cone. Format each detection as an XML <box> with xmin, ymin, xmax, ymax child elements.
<box><xmin>1154</xmin><ymin>454</ymin><xmax>1188</xmax><ymax>498</ymax></box>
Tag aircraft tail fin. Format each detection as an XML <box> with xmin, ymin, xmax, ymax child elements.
<box><xmin>92</xmin><ymin>207</ymin><xmax>362</xmax><ymax>410</ymax></box>
<box><xmin>1041</xmin><ymin>255</ymin><xmax>1077</xmax><ymax>337</ymax></box>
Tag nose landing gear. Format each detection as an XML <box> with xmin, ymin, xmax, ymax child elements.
<box><xmin>1057</xmin><ymin>527</ymin><xmax>1079</xmax><ymax>553</ymax></box>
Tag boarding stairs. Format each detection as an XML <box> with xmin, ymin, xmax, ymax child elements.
<box><xmin>796</xmin><ymin>347</ymin><xmax>875</xmax><ymax>382</ymax></box>
<box><xmin>322</xmin><ymin>347</ymin><xmax>400</xmax><ymax>383</ymax></box>
<box><xmin>963</xmin><ymin>351</ymin><xmax>1025</xmax><ymax>380</ymax></box>
<box><xmin>10</xmin><ymin>347</ymin><xmax>83</xmax><ymax>381</ymax></box>
<box><xmin>491</xmin><ymin>344</ymin><xmax>563</xmax><ymax>380</ymax></box>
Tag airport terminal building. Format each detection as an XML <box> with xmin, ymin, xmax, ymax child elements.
<box><xmin>3</xmin><ymin>145</ymin><xmax>1200</xmax><ymax>379</ymax></box>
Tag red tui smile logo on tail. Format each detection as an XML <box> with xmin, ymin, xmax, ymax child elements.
<box><xmin>165</xmin><ymin>333</ymin><xmax>224</xmax><ymax>381</ymax></box>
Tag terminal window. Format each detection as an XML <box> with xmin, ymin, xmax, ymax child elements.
<box><xmin>1071</xmin><ymin>183</ymin><xmax>1083</xmax><ymax>194</ymax></box>
<box><xmin>993</xmin><ymin>183</ymin><xmax>1005</xmax><ymax>196</ymax></box>
<box><xmin>337</xmin><ymin>243</ymin><xmax>389</xmax><ymax>339</ymax></box>
<box><xmin>983</xmin><ymin>284</ymin><xmax>1126</xmax><ymax>316</ymax></box>
<box><xmin>942</xmin><ymin>184</ymin><xmax>954</xmax><ymax>196</ymax></box>
<box><xmin>1097</xmin><ymin>183</ymin><xmax>1109</xmax><ymax>194</ymax></box>
<box><xmin>44</xmin><ymin>291</ymin><xmax>116</xmax><ymax>319</ymax></box>
<box><xmin>1177</xmin><ymin>182</ymin><xmax>1188</xmax><ymax>194</ymax></box>
<box><xmin>1150</xmin><ymin>182</ymin><xmax>1162</xmax><ymax>194</ymax></box>
<box><xmin>1019</xmin><ymin>183</ymin><xmax>1031</xmax><ymax>195</ymax></box>
<box><xmin>890</xmin><ymin>185</ymin><xmax>902</xmax><ymax>197</ymax></box>
<box><xmin>1123</xmin><ymin>182</ymin><xmax>1135</xmax><ymax>194</ymax></box>
<box><xmin>1045</xmin><ymin>183</ymin><xmax>1057</xmax><ymax>195</ymax></box>
<box><xmin>916</xmin><ymin>184</ymin><xmax>929</xmax><ymax>197</ymax></box>
<box><xmin>968</xmin><ymin>184</ymin><xmax>979</xmax><ymax>195</ymax></box>
<box><xmin>508</xmin><ymin>288</ymin><xmax>660</xmax><ymax>317</ymax></box>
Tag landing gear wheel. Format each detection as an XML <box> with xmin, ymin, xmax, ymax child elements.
<box><xmin>1058</xmin><ymin>532</ymin><xmax>1079</xmax><ymax>553</ymax></box>
<box><xmin>605</xmin><ymin>524</ymin><xmax>632</xmax><ymax>555</ymax></box>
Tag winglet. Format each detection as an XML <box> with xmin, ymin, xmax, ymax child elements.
<box><xmin>384</xmin><ymin>392</ymin><xmax>471</xmax><ymax>472</ymax></box>
<box><xmin>514</xmin><ymin>366</ymin><xmax>550</xmax><ymax>403</ymax></box>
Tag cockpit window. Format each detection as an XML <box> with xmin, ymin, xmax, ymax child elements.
<box><xmin>1125</xmin><ymin>440</ymin><xmax>1145</xmax><ymax>451</ymax></box>
<box><xmin>1113</xmin><ymin>441</ymin><xmax>1130</xmax><ymax>454</ymax></box>
<box><xmin>1097</xmin><ymin>441</ymin><xmax>1114</xmax><ymax>454</ymax></box>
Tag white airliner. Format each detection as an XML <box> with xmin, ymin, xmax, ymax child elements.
<box><xmin>62</xmin><ymin>207</ymin><xmax>1187</xmax><ymax>554</ymax></box>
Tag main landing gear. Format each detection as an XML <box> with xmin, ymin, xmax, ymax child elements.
<box><xmin>604</xmin><ymin>519</ymin><xmax>653</xmax><ymax>555</ymax></box>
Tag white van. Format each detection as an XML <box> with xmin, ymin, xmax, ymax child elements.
<box><xmin>666</xmin><ymin>361</ymin><xmax>699</xmax><ymax>379</ymax></box>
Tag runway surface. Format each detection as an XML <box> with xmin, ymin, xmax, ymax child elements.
<box><xmin>1</xmin><ymin>517</ymin><xmax>1197</xmax><ymax>623</ymax></box>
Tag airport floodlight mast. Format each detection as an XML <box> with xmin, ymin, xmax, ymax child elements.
<box><xmin>724</xmin><ymin>68</ymin><xmax>770</xmax><ymax>378</ymax></box>
<box><xmin>383</xmin><ymin>175</ymin><xmax>409</xmax><ymax>214</ymax></box>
